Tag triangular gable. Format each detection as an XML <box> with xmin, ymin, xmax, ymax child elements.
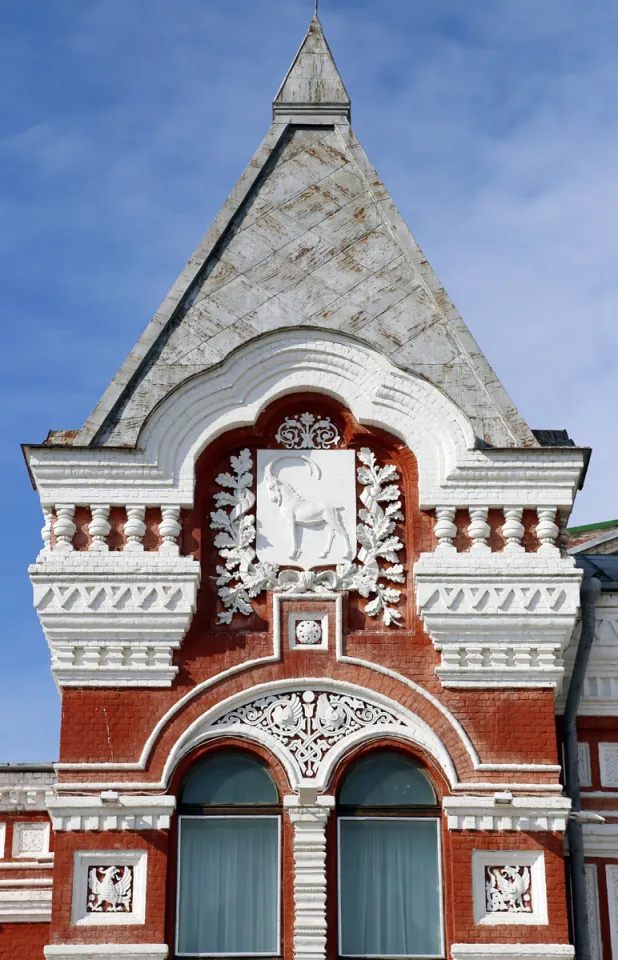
<box><xmin>76</xmin><ymin>18</ymin><xmax>536</xmax><ymax>450</ymax></box>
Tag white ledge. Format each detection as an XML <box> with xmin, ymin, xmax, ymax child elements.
<box><xmin>47</xmin><ymin>795</ymin><xmax>176</xmax><ymax>832</ymax></box>
<box><xmin>44</xmin><ymin>948</ymin><xmax>168</xmax><ymax>959</ymax></box>
<box><xmin>443</xmin><ymin>795</ymin><xmax>571</xmax><ymax>831</ymax></box>
<box><xmin>451</xmin><ymin>946</ymin><xmax>575</xmax><ymax>960</ymax></box>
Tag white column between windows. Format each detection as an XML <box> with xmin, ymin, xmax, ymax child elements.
<box><xmin>285</xmin><ymin>795</ymin><xmax>335</xmax><ymax>960</ymax></box>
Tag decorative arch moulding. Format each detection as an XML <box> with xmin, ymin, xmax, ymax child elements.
<box><xmin>24</xmin><ymin>332</ymin><xmax>587</xmax><ymax>510</ymax></box>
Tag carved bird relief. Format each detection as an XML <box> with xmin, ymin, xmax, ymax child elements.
<box><xmin>88</xmin><ymin>865</ymin><xmax>133</xmax><ymax>913</ymax></box>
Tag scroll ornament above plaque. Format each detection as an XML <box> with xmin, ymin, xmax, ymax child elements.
<box><xmin>210</xmin><ymin>430</ymin><xmax>405</xmax><ymax>627</ymax></box>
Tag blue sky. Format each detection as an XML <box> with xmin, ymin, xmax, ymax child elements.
<box><xmin>1</xmin><ymin>0</ymin><xmax>617</xmax><ymax>761</ymax></box>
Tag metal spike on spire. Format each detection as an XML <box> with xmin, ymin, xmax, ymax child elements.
<box><xmin>314</xmin><ymin>0</ymin><xmax>319</xmax><ymax>16</ymax></box>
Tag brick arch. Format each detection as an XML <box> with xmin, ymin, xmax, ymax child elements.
<box><xmin>137</xmin><ymin>329</ymin><xmax>474</xmax><ymax>507</ymax></box>
<box><xmin>145</xmin><ymin>676</ymin><xmax>471</xmax><ymax>791</ymax></box>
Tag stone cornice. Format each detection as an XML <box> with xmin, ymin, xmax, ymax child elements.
<box><xmin>443</xmin><ymin>795</ymin><xmax>571</xmax><ymax>831</ymax></box>
<box><xmin>415</xmin><ymin>554</ymin><xmax>582</xmax><ymax>690</ymax></box>
<box><xmin>30</xmin><ymin>555</ymin><xmax>200</xmax><ymax>688</ymax></box>
<box><xmin>47</xmin><ymin>795</ymin><xmax>176</xmax><ymax>832</ymax></box>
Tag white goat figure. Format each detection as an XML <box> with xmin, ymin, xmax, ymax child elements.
<box><xmin>264</xmin><ymin>456</ymin><xmax>353</xmax><ymax>563</ymax></box>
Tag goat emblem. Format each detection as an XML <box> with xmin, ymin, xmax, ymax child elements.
<box><xmin>264</xmin><ymin>455</ymin><xmax>353</xmax><ymax>563</ymax></box>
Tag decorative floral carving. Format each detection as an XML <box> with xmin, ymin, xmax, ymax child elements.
<box><xmin>296</xmin><ymin>620</ymin><xmax>323</xmax><ymax>645</ymax></box>
<box><xmin>485</xmin><ymin>865</ymin><xmax>532</xmax><ymax>913</ymax></box>
<box><xmin>211</xmin><ymin>447</ymin><xmax>405</xmax><ymax>626</ymax></box>
<box><xmin>275</xmin><ymin>413</ymin><xmax>340</xmax><ymax>449</ymax></box>
<box><xmin>210</xmin><ymin>449</ymin><xmax>279</xmax><ymax>624</ymax></box>
<box><xmin>87</xmin><ymin>865</ymin><xmax>133</xmax><ymax>913</ymax></box>
<box><xmin>214</xmin><ymin>690</ymin><xmax>405</xmax><ymax>777</ymax></box>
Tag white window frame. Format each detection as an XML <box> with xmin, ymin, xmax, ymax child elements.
<box><xmin>472</xmin><ymin>849</ymin><xmax>547</xmax><ymax>926</ymax></box>
<box><xmin>337</xmin><ymin>815</ymin><xmax>445</xmax><ymax>959</ymax></box>
<box><xmin>175</xmin><ymin>814</ymin><xmax>282</xmax><ymax>959</ymax></box>
<box><xmin>607</xmin><ymin>865</ymin><xmax>618</xmax><ymax>960</ymax></box>
<box><xmin>71</xmin><ymin>849</ymin><xmax>148</xmax><ymax>926</ymax></box>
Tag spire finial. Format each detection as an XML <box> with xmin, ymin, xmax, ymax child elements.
<box><xmin>314</xmin><ymin>0</ymin><xmax>319</xmax><ymax>17</ymax></box>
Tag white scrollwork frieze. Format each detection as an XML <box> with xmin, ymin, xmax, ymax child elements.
<box><xmin>213</xmin><ymin>690</ymin><xmax>405</xmax><ymax>777</ymax></box>
<box><xmin>210</xmin><ymin>448</ymin><xmax>405</xmax><ymax>625</ymax></box>
<box><xmin>275</xmin><ymin>413</ymin><xmax>340</xmax><ymax>449</ymax></box>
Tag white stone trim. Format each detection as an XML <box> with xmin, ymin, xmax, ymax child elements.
<box><xmin>286</xmin><ymin>796</ymin><xmax>334</xmax><ymax>960</ymax></box>
<box><xmin>0</xmin><ymin>822</ymin><xmax>5</xmax><ymax>859</ymax></box>
<box><xmin>443</xmin><ymin>796</ymin><xmax>571</xmax><ymax>831</ymax></box>
<box><xmin>44</xmin><ymin>948</ymin><xmax>168</xmax><ymax>959</ymax></box>
<box><xmin>585</xmin><ymin>864</ymin><xmax>603</xmax><ymax>960</ymax></box>
<box><xmin>160</xmin><ymin>677</ymin><xmax>459</xmax><ymax>791</ymax></box>
<box><xmin>606</xmin><ymin>866</ymin><xmax>618</xmax><ymax>960</ymax></box>
<box><xmin>472</xmin><ymin>849</ymin><xmax>547</xmax><ymax>925</ymax></box>
<box><xmin>71</xmin><ymin>849</ymin><xmax>147</xmax><ymax>926</ymax></box>
<box><xmin>582</xmin><ymin>823</ymin><xmax>618</xmax><ymax>858</ymax></box>
<box><xmin>451</xmin><ymin>947</ymin><xmax>574</xmax><ymax>960</ymax></box>
<box><xmin>47</xmin><ymin>795</ymin><xmax>176</xmax><ymax>832</ymax></box>
<box><xmin>26</xmin><ymin>332</ymin><xmax>585</xmax><ymax>511</ymax></box>
<box><xmin>414</xmin><ymin>554</ymin><xmax>582</xmax><ymax>690</ymax></box>
<box><xmin>599</xmin><ymin>743</ymin><xmax>618</xmax><ymax>787</ymax></box>
<box><xmin>559</xmin><ymin>593</ymin><xmax>618</xmax><ymax>715</ymax></box>
<box><xmin>29</xmin><ymin>555</ymin><xmax>200</xmax><ymax>687</ymax></box>
<box><xmin>12</xmin><ymin>820</ymin><xmax>51</xmax><ymax>858</ymax></box>
<box><xmin>0</xmin><ymin>876</ymin><xmax>53</xmax><ymax>922</ymax></box>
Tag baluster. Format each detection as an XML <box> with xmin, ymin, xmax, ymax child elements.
<box><xmin>159</xmin><ymin>506</ymin><xmax>182</xmax><ymax>556</ymax></box>
<box><xmin>88</xmin><ymin>505</ymin><xmax>111</xmax><ymax>552</ymax></box>
<box><xmin>468</xmin><ymin>506</ymin><xmax>491</xmax><ymax>553</ymax></box>
<box><xmin>502</xmin><ymin>507</ymin><xmax>525</xmax><ymax>553</ymax></box>
<box><xmin>536</xmin><ymin>507</ymin><xmax>559</xmax><ymax>554</ymax></box>
<box><xmin>39</xmin><ymin>507</ymin><xmax>53</xmax><ymax>558</ymax></box>
<box><xmin>123</xmin><ymin>505</ymin><xmax>146</xmax><ymax>553</ymax></box>
<box><xmin>434</xmin><ymin>507</ymin><xmax>457</xmax><ymax>553</ymax></box>
<box><xmin>53</xmin><ymin>505</ymin><xmax>76</xmax><ymax>554</ymax></box>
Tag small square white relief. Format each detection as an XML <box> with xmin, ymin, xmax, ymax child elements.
<box><xmin>578</xmin><ymin>742</ymin><xmax>592</xmax><ymax>788</ymax></box>
<box><xmin>472</xmin><ymin>849</ymin><xmax>547</xmax><ymax>926</ymax></box>
<box><xmin>289</xmin><ymin>612</ymin><xmax>329</xmax><ymax>650</ymax></box>
<box><xmin>599</xmin><ymin>743</ymin><xmax>618</xmax><ymax>787</ymax></box>
<box><xmin>71</xmin><ymin>849</ymin><xmax>147</xmax><ymax>926</ymax></box>
<box><xmin>12</xmin><ymin>821</ymin><xmax>50</xmax><ymax>859</ymax></box>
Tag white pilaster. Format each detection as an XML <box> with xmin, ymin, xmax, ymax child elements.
<box><xmin>285</xmin><ymin>796</ymin><xmax>334</xmax><ymax>960</ymax></box>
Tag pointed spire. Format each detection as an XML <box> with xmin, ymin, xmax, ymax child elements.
<box><xmin>273</xmin><ymin>14</ymin><xmax>351</xmax><ymax>120</ymax></box>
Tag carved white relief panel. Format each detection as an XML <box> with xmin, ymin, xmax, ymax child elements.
<box><xmin>88</xmin><ymin>866</ymin><xmax>134</xmax><ymax>913</ymax></box>
<box><xmin>486</xmin><ymin>866</ymin><xmax>532</xmax><ymax>914</ymax></box>
<box><xmin>585</xmin><ymin>865</ymin><xmax>603</xmax><ymax>960</ymax></box>
<box><xmin>256</xmin><ymin>450</ymin><xmax>357</xmax><ymax>570</ymax></box>
<box><xmin>12</xmin><ymin>821</ymin><xmax>50</xmax><ymax>858</ymax></box>
<box><xmin>599</xmin><ymin>743</ymin><xmax>618</xmax><ymax>787</ymax></box>
<box><xmin>472</xmin><ymin>850</ymin><xmax>547</xmax><ymax>925</ymax></box>
<box><xmin>289</xmin><ymin>613</ymin><xmax>329</xmax><ymax>650</ymax></box>
<box><xmin>213</xmin><ymin>690</ymin><xmax>406</xmax><ymax>778</ymax></box>
<box><xmin>211</xmin><ymin>447</ymin><xmax>405</xmax><ymax>626</ymax></box>
<box><xmin>605</xmin><ymin>867</ymin><xmax>618</xmax><ymax>960</ymax></box>
<box><xmin>578</xmin><ymin>742</ymin><xmax>592</xmax><ymax>788</ymax></box>
<box><xmin>72</xmin><ymin>850</ymin><xmax>147</xmax><ymax>926</ymax></box>
<box><xmin>275</xmin><ymin>413</ymin><xmax>341</xmax><ymax>449</ymax></box>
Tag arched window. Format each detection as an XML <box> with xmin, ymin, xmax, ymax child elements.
<box><xmin>176</xmin><ymin>749</ymin><xmax>281</xmax><ymax>958</ymax></box>
<box><xmin>337</xmin><ymin>750</ymin><xmax>443</xmax><ymax>959</ymax></box>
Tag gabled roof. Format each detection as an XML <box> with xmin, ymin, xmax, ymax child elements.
<box><xmin>73</xmin><ymin>14</ymin><xmax>538</xmax><ymax>450</ymax></box>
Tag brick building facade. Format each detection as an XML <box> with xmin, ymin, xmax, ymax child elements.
<box><xmin>2</xmin><ymin>13</ymin><xmax>616</xmax><ymax>960</ymax></box>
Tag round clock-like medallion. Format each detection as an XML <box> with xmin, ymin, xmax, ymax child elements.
<box><xmin>295</xmin><ymin>619</ymin><xmax>323</xmax><ymax>645</ymax></box>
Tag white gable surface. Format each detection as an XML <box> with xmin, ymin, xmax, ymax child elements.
<box><xmin>73</xmin><ymin>17</ymin><xmax>537</xmax><ymax>452</ymax></box>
